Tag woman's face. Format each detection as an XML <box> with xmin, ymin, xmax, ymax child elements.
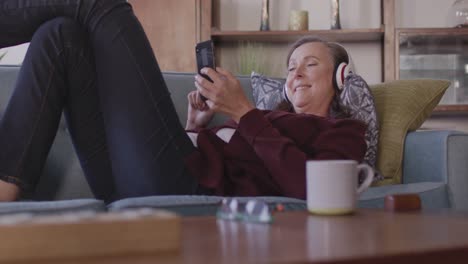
<box><xmin>285</xmin><ymin>42</ymin><xmax>335</xmax><ymax>116</ymax></box>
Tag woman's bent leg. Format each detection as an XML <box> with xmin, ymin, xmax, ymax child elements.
<box><xmin>0</xmin><ymin>17</ymin><xmax>117</xmax><ymax>202</ymax></box>
<box><xmin>0</xmin><ymin>1</ymin><xmax>199</xmax><ymax>200</ymax></box>
<box><xmin>85</xmin><ymin>2</ymin><xmax>199</xmax><ymax>199</ymax></box>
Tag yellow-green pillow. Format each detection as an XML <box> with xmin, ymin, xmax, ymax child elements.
<box><xmin>370</xmin><ymin>79</ymin><xmax>450</xmax><ymax>185</ymax></box>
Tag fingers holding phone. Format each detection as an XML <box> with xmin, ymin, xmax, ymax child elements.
<box><xmin>195</xmin><ymin>67</ymin><xmax>254</xmax><ymax>123</ymax></box>
<box><xmin>194</xmin><ymin>40</ymin><xmax>254</xmax><ymax>122</ymax></box>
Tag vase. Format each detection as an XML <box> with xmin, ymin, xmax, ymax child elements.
<box><xmin>330</xmin><ymin>0</ymin><xmax>341</xmax><ymax>30</ymax></box>
<box><xmin>260</xmin><ymin>0</ymin><xmax>270</xmax><ymax>31</ymax></box>
<box><xmin>448</xmin><ymin>0</ymin><xmax>468</xmax><ymax>28</ymax></box>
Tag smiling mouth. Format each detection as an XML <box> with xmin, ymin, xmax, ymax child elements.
<box><xmin>295</xmin><ymin>85</ymin><xmax>311</xmax><ymax>91</ymax></box>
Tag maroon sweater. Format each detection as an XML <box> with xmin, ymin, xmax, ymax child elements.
<box><xmin>184</xmin><ymin>109</ymin><xmax>367</xmax><ymax>200</ymax></box>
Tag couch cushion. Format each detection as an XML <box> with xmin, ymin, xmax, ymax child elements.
<box><xmin>108</xmin><ymin>195</ymin><xmax>307</xmax><ymax>216</ymax></box>
<box><xmin>109</xmin><ymin>181</ymin><xmax>450</xmax><ymax>216</ymax></box>
<box><xmin>0</xmin><ymin>199</ymin><xmax>106</xmax><ymax>215</ymax></box>
<box><xmin>0</xmin><ymin>65</ymin><xmax>20</xmax><ymax>114</ymax></box>
<box><xmin>0</xmin><ymin>66</ymin><xmax>93</xmax><ymax>200</ymax></box>
<box><xmin>371</xmin><ymin>80</ymin><xmax>449</xmax><ymax>185</ymax></box>
<box><xmin>359</xmin><ymin>182</ymin><xmax>449</xmax><ymax>209</ymax></box>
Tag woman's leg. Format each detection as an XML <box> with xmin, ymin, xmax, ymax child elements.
<box><xmin>83</xmin><ymin>2</ymin><xmax>199</xmax><ymax>200</ymax></box>
<box><xmin>0</xmin><ymin>0</ymin><xmax>198</xmax><ymax>201</ymax></box>
<box><xmin>0</xmin><ymin>17</ymin><xmax>116</xmax><ymax>202</ymax></box>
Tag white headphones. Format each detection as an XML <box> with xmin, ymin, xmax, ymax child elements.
<box><xmin>332</xmin><ymin>42</ymin><xmax>354</xmax><ymax>91</ymax></box>
<box><xmin>333</xmin><ymin>63</ymin><xmax>351</xmax><ymax>91</ymax></box>
<box><xmin>283</xmin><ymin>42</ymin><xmax>354</xmax><ymax>103</ymax></box>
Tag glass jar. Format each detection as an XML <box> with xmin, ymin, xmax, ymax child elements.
<box><xmin>448</xmin><ymin>0</ymin><xmax>468</xmax><ymax>28</ymax></box>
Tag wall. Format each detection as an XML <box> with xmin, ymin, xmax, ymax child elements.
<box><xmin>396</xmin><ymin>0</ymin><xmax>453</xmax><ymax>28</ymax></box>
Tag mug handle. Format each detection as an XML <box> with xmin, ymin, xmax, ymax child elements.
<box><xmin>356</xmin><ymin>163</ymin><xmax>374</xmax><ymax>194</ymax></box>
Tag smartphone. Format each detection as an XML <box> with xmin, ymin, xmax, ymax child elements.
<box><xmin>195</xmin><ymin>40</ymin><xmax>216</xmax><ymax>101</ymax></box>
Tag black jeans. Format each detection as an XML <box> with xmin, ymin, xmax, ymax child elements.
<box><xmin>0</xmin><ymin>0</ymin><xmax>198</xmax><ymax>203</ymax></box>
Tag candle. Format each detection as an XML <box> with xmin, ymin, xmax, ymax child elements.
<box><xmin>289</xmin><ymin>10</ymin><xmax>309</xmax><ymax>31</ymax></box>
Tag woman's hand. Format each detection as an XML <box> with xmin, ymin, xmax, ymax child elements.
<box><xmin>186</xmin><ymin>91</ymin><xmax>215</xmax><ymax>130</ymax></box>
<box><xmin>195</xmin><ymin>67</ymin><xmax>255</xmax><ymax>123</ymax></box>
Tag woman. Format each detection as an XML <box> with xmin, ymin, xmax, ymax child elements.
<box><xmin>185</xmin><ymin>37</ymin><xmax>366</xmax><ymax>199</ymax></box>
<box><xmin>0</xmin><ymin>0</ymin><xmax>366</xmax><ymax>202</ymax></box>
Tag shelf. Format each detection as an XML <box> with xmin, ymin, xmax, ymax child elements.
<box><xmin>397</xmin><ymin>27</ymin><xmax>468</xmax><ymax>36</ymax></box>
<box><xmin>397</xmin><ymin>27</ymin><xmax>468</xmax><ymax>47</ymax></box>
<box><xmin>211</xmin><ymin>27</ymin><xmax>384</xmax><ymax>43</ymax></box>
<box><xmin>434</xmin><ymin>105</ymin><xmax>468</xmax><ymax>113</ymax></box>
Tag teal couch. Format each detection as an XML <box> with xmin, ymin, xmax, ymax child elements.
<box><xmin>0</xmin><ymin>66</ymin><xmax>467</xmax><ymax>216</ymax></box>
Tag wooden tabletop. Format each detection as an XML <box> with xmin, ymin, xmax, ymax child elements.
<box><xmin>12</xmin><ymin>209</ymin><xmax>468</xmax><ymax>264</ymax></box>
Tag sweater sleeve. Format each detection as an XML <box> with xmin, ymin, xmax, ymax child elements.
<box><xmin>236</xmin><ymin>109</ymin><xmax>367</xmax><ymax>199</ymax></box>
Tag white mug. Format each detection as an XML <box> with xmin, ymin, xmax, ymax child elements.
<box><xmin>306</xmin><ymin>160</ymin><xmax>374</xmax><ymax>215</ymax></box>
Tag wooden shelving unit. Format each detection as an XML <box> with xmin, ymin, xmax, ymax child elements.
<box><xmin>206</xmin><ymin>0</ymin><xmax>392</xmax><ymax>81</ymax></box>
<box><xmin>211</xmin><ymin>27</ymin><xmax>384</xmax><ymax>43</ymax></box>
<box><xmin>397</xmin><ymin>27</ymin><xmax>468</xmax><ymax>37</ymax></box>
<box><xmin>434</xmin><ymin>105</ymin><xmax>468</xmax><ymax>113</ymax></box>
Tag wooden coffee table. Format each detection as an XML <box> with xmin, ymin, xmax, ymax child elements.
<box><xmin>19</xmin><ymin>209</ymin><xmax>468</xmax><ymax>263</ymax></box>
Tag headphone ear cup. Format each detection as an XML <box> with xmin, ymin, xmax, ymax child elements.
<box><xmin>283</xmin><ymin>83</ymin><xmax>291</xmax><ymax>104</ymax></box>
<box><xmin>335</xmin><ymin>62</ymin><xmax>352</xmax><ymax>90</ymax></box>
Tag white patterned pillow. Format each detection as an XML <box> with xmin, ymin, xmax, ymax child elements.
<box><xmin>335</xmin><ymin>73</ymin><xmax>383</xmax><ymax>181</ymax></box>
<box><xmin>337</xmin><ymin>74</ymin><xmax>378</xmax><ymax>164</ymax></box>
<box><xmin>251</xmin><ymin>72</ymin><xmax>284</xmax><ymax>110</ymax></box>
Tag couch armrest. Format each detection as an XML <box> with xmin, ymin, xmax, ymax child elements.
<box><xmin>403</xmin><ymin>130</ymin><xmax>468</xmax><ymax>209</ymax></box>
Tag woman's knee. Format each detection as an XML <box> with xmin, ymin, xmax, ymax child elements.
<box><xmin>77</xmin><ymin>0</ymin><xmax>130</xmax><ymax>28</ymax></box>
<box><xmin>30</xmin><ymin>17</ymin><xmax>88</xmax><ymax>51</ymax></box>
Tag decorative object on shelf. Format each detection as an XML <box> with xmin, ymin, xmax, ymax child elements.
<box><xmin>330</xmin><ymin>0</ymin><xmax>341</xmax><ymax>29</ymax></box>
<box><xmin>288</xmin><ymin>10</ymin><xmax>309</xmax><ymax>31</ymax></box>
<box><xmin>447</xmin><ymin>0</ymin><xmax>468</xmax><ymax>28</ymax></box>
<box><xmin>237</xmin><ymin>41</ymin><xmax>269</xmax><ymax>76</ymax></box>
<box><xmin>260</xmin><ymin>0</ymin><xmax>270</xmax><ymax>31</ymax></box>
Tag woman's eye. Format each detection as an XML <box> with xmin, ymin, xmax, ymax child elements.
<box><xmin>288</xmin><ymin>67</ymin><xmax>296</xmax><ymax>72</ymax></box>
<box><xmin>307</xmin><ymin>63</ymin><xmax>317</xmax><ymax>67</ymax></box>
